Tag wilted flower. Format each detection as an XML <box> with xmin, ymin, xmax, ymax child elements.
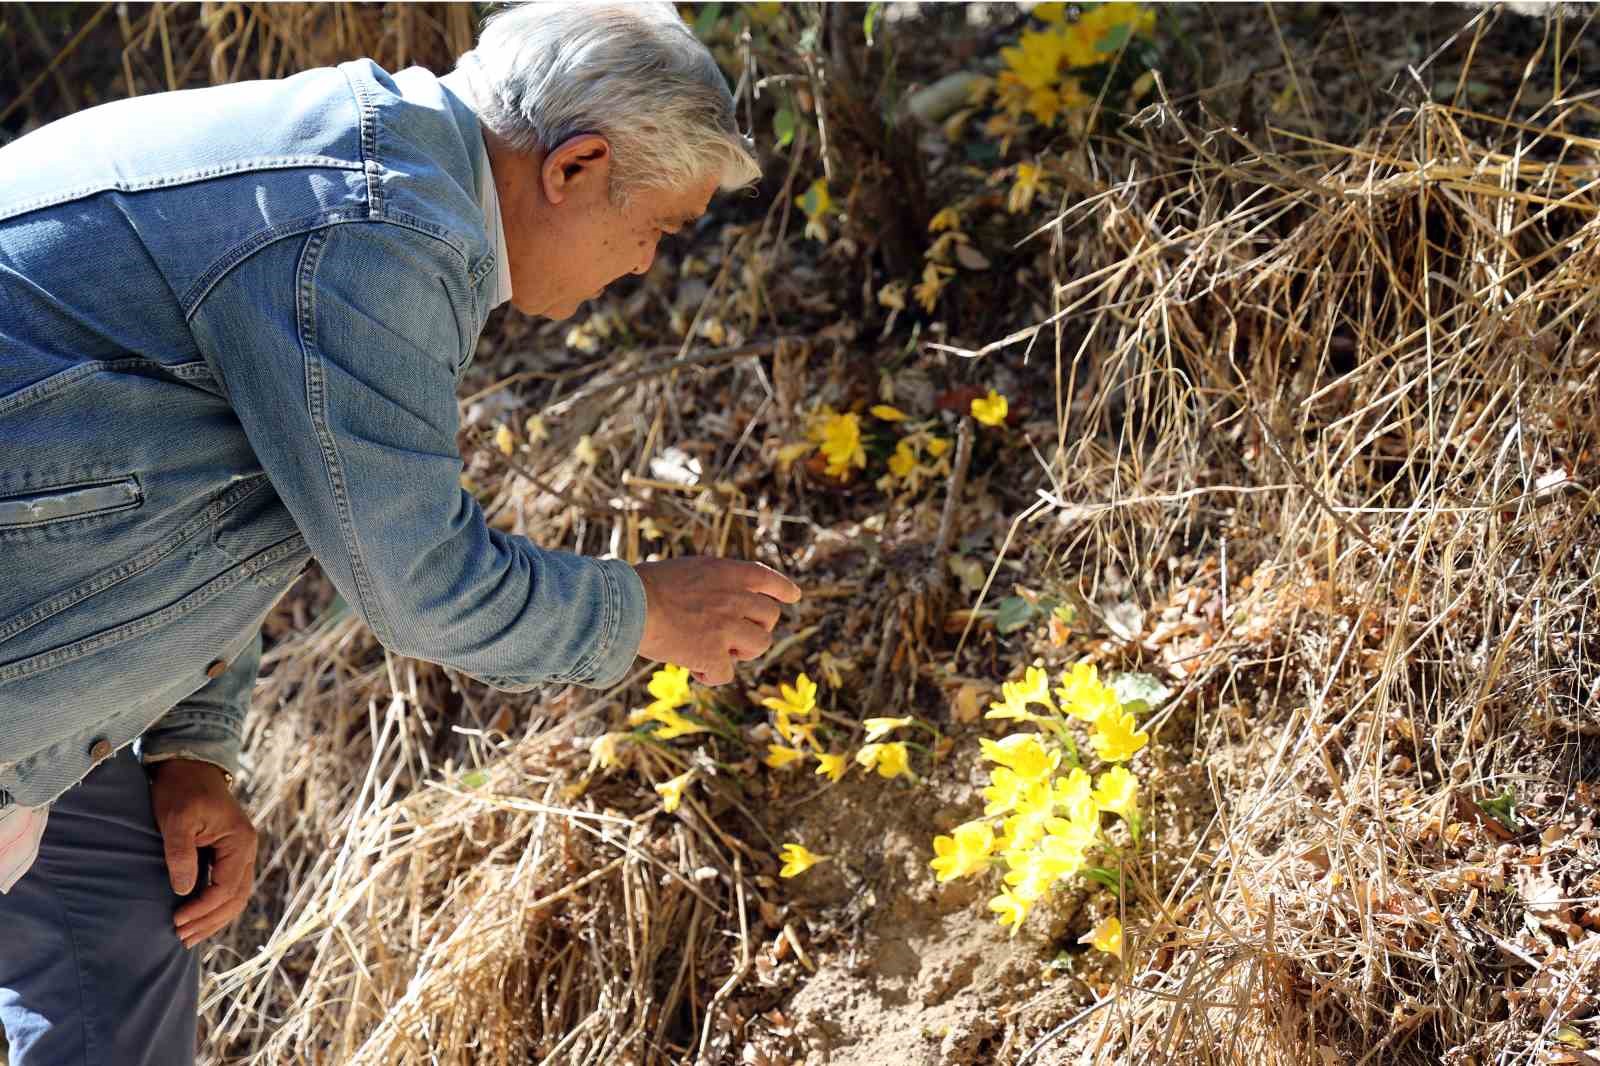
<box><xmin>863</xmin><ymin>716</ymin><xmax>913</xmax><ymax>742</ymax></box>
<box><xmin>655</xmin><ymin>769</ymin><xmax>693</xmax><ymax>813</ymax></box>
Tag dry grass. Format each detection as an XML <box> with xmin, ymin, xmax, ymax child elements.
<box><xmin>7</xmin><ymin>4</ymin><xmax>1600</xmax><ymax>1065</ymax></box>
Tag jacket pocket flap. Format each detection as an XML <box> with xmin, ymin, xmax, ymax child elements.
<box><xmin>0</xmin><ymin>477</ymin><xmax>142</xmax><ymax>529</ymax></box>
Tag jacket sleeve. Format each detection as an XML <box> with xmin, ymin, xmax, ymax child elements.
<box><xmin>188</xmin><ymin>221</ymin><xmax>646</xmax><ymax>691</ymax></box>
<box><xmin>138</xmin><ymin>630</ymin><xmax>261</xmax><ymax>778</ymax></box>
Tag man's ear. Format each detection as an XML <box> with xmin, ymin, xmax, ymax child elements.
<box><xmin>541</xmin><ymin>134</ymin><xmax>613</xmax><ymax>206</ymax></box>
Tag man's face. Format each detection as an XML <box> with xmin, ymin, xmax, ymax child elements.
<box><xmin>491</xmin><ymin>132</ymin><xmax>720</xmax><ymax>321</ymax></box>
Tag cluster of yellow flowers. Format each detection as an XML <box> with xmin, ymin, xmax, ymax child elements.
<box><xmin>988</xmin><ymin>2</ymin><xmax>1156</xmax><ymax>127</ymax></box>
<box><xmin>618</xmin><ymin>664</ymin><xmax>930</xmax><ymax>875</ymax></box>
<box><xmin>788</xmin><ymin>404</ymin><xmax>955</xmax><ymax>489</ymax></box>
<box><xmin>761</xmin><ymin>671</ymin><xmax>924</xmax><ymax>786</ymax></box>
<box><xmin>929</xmin><ymin>662</ymin><xmax>1150</xmax><ymax>937</ymax></box>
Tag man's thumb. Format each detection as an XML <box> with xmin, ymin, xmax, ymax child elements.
<box><xmin>163</xmin><ymin>821</ymin><xmax>199</xmax><ymax>895</ymax></box>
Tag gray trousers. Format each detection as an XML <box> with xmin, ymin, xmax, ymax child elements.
<box><xmin>0</xmin><ymin>750</ymin><xmax>199</xmax><ymax>1065</ymax></box>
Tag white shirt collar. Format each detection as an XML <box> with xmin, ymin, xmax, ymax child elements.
<box><xmin>478</xmin><ymin>133</ymin><xmax>514</xmax><ymax>310</ymax></box>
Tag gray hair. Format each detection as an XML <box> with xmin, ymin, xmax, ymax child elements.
<box><xmin>455</xmin><ymin>2</ymin><xmax>760</xmax><ymax>203</ymax></box>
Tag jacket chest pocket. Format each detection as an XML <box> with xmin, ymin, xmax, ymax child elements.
<box><xmin>0</xmin><ymin>477</ymin><xmax>142</xmax><ymax>536</ymax></box>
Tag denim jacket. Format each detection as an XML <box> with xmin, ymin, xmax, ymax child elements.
<box><xmin>0</xmin><ymin>61</ymin><xmax>647</xmax><ymax>808</ymax></box>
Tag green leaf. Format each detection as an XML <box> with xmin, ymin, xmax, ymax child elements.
<box><xmin>863</xmin><ymin>1</ymin><xmax>884</xmax><ymax>46</ymax></box>
<box><xmin>995</xmin><ymin>595</ymin><xmax>1038</xmax><ymax>635</ymax></box>
<box><xmin>773</xmin><ymin>105</ymin><xmax>796</xmax><ymax>149</ymax></box>
<box><xmin>799</xmin><ymin>182</ymin><xmax>823</xmax><ymax>218</ymax></box>
<box><xmin>460</xmin><ymin>770</ymin><xmax>489</xmax><ymax>790</ymax></box>
<box><xmin>1095</xmin><ymin>22</ymin><xmax>1133</xmax><ymax>54</ymax></box>
<box><xmin>1112</xmin><ymin>672</ymin><xmax>1171</xmax><ymax>713</ymax></box>
<box><xmin>692</xmin><ymin>2</ymin><xmax>723</xmax><ymax>39</ymax></box>
<box><xmin>1479</xmin><ymin>787</ymin><xmax>1519</xmax><ymax>829</ymax></box>
<box><xmin>1082</xmin><ymin>866</ymin><xmax>1123</xmax><ymax>896</ymax></box>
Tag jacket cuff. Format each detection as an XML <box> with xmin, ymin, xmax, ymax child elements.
<box><xmin>580</xmin><ymin>558</ymin><xmax>647</xmax><ymax>689</ymax></box>
<box><xmin>136</xmin><ymin>631</ymin><xmax>260</xmax><ymax>780</ymax></box>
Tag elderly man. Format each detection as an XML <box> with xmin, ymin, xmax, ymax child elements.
<box><xmin>0</xmin><ymin>5</ymin><xmax>798</xmax><ymax>1062</ymax></box>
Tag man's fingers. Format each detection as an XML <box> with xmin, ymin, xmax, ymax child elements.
<box><xmin>728</xmin><ymin>620</ymin><xmax>772</xmax><ymax>661</ymax></box>
<box><xmin>162</xmin><ymin>822</ymin><xmax>199</xmax><ymax>896</ymax></box>
<box><xmin>738</xmin><ymin>562</ymin><xmax>802</xmax><ymax>604</ymax></box>
<box><xmin>175</xmin><ymin>882</ymin><xmax>243</xmax><ymax>947</ymax></box>
<box><xmin>176</xmin><ymin>842</ymin><xmax>253</xmax><ymax>946</ymax></box>
<box><xmin>692</xmin><ymin>660</ymin><xmax>734</xmax><ymax>686</ymax></box>
<box><xmin>742</xmin><ymin>593</ymin><xmax>782</xmax><ymax>630</ymax></box>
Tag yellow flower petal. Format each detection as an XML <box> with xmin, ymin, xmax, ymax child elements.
<box><xmin>970</xmin><ymin>389</ymin><xmax>1009</xmax><ymax>427</ymax></box>
<box><xmin>863</xmin><ymin>716</ymin><xmax>913</xmax><ymax>742</ymax></box>
<box><xmin>814</xmin><ymin>752</ymin><xmax>848</xmax><ymax>782</ymax></box>
<box><xmin>779</xmin><ymin>842</ymin><xmax>827</xmax><ymax>878</ymax></box>
<box><xmin>1080</xmin><ymin>915</ymin><xmax>1123</xmax><ymax>957</ymax></box>
<box><xmin>765</xmin><ymin>743</ymin><xmax>806</xmax><ymax>770</ymax></box>
<box><xmin>869</xmin><ymin>404</ymin><xmax>910</xmax><ymax>421</ymax></box>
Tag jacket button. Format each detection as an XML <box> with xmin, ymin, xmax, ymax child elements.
<box><xmin>205</xmin><ymin>659</ymin><xmax>228</xmax><ymax>679</ymax></box>
<box><xmin>88</xmin><ymin>738</ymin><xmax>113</xmax><ymax>763</ymax></box>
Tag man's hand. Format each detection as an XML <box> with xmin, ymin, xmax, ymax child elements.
<box><xmin>147</xmin><ymin>758</ymin><xmax>258</xmax><ymax>949</ymax></box>
<box><xmin>634</xmin><ymin>557</ymin><xmax>802</xmax><ymax>685</ymax></box>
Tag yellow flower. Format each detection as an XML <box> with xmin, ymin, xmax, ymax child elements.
<box><xmin>765</xmin><ymin>743</ymin><xmax>806</xmax><ymax>770</ymax></box>
<box><xmin>1093</xmin><ymin>766</ymin><xmax>1139</xmax><ymax>820</ymax></box>
<box><xmin>1078</xmin><ymin>2</ymin><xmax>1156</xmax><ymax>44</ymax></box>
<box><xmin>647</xmin><ymin>705</ymin><xmax>708</xmax><ymax>741</ymax></box>
<box><xmin>989</xmin><ymin>889</ymin><xmax>1032</xmax><ymax>935</ymax></box>
<box><xmin>810</xmin><ymin>412</ymin><xmax>866</xmax><ymax>478</ymax></box>
<box><xmin>856</xmin><ymin>741</ymin><xmax>912</xmax><ymax>779</ymax></box>
<box><xmin>863</xmin><ymin>716</ymin><xmax>913</xmax><ymax>742</ymax></box>
<box><xmin>1000</xmin><ymin>29</ymin><xmax>1069</xmax><ymax>92</ymax></box>
<box><xmin>761</xmin><ymin>673</ymin><xmax>818</xmax><ymax>719</ymax></box>
<box><xmin>655</xmin><ymin>770</ymin><xmax>693</xmax><ymax>813</ymax></box>
<box><xmin>1008</xmin><ymin>666</ymin><xmax>1055</xmax><ymax>711</ymax></box>
<box><xmin>494</xmin><ymin>423</ymin><xmax>515</xmax><ymax>456</ymax></box>
<box><xmin>979</xmin><ymin>734</ymin><xmax>1059</xmax><ymax>782</ymax></box>
<box><xmin>970</xmin><ymin>389</ymin><xmax>1009</xmax><ymax>427</ymax></box>
<box><xmin>1033</xmin><ymin>827</ymin><xmax>1089</xmax><ymax>881</ymax></box>
<box><xmin>648</xmin><ymin>664</ymin><xmax>693</xmax><ymax>711</ymax></box>
<box><xmin>1008</xmin><ymin>162</ymin><xmax>1043</xmax><ymax>214</ymax></box>
<box><xmin>1091</xmin><ymin>709</ymin><xmax>1150</xmax><ymax>763</ymax></box>
<box><xmin>1044</xmin><ymin>808</ymin><xmax>1100</xmax><ymax>853</ymax></box>
<box><xmin>814</xmin><ymin>751</ymin><xmax>848</xmax><ymax>782</ymax></box>
<box><xmin>779</xmin><ymin>842</ymin><xmax>827</xmax><ymax>878</ymax></box>
<box><xmin>887</xmin><ymin>441</ymin><xmax>917</xmax><ymax>480</ymax></box>
<box><xmin>930</xmin><ymin>820</ymin><xmax>997</xmax><ymax>881</ymax></box>
<box><xmin>870</xmin><ymin>404</ymin><xmax>909</xmax><ymax>421</ymax></box>
<box><xmin>1001</xmin><ymin>780</ymin><xmax>1057</xmax><ymax>851</ymax></box>
<box><xmin>985</xmin><ymin>690</ymin><xmax>1035</xmax><ymax>722</ymax></box>
<box><xmin>928</xmin><ymin>206</ymin><xmax>962</xmax><ymax>233</ymax></box>
<box><xmin>913</xmin><ymin>262</ymin><xmax>954</xmax><ymax>313</ymax></box>
<box><xmin>1080</xmin><ymin>915</ymin><xmax>1123</xmax><ymax>957</ymax></box>
<box><xmin>1055</xmin><ymin>661</ymin><xmax>1120</xmax><ymax>723</ymax></box>
<box><xmin>982</xmin><ymin>766</ymin><xmax>1033</xmax><ymax>816</ymax></box>
<box><xmin>926</xmin><ymin>436</ymin><xmax>950</xmax><ymax>458</ymax></box>
<box><xmin>1032</xmin><ymin>1</ymin><xmax>1067</xmax><ymax>23</ymax></box>
<box><xmin>1052</xmin><ymin>766</ymin><xmax>1097</xmax><ymax>822</ymax></box>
